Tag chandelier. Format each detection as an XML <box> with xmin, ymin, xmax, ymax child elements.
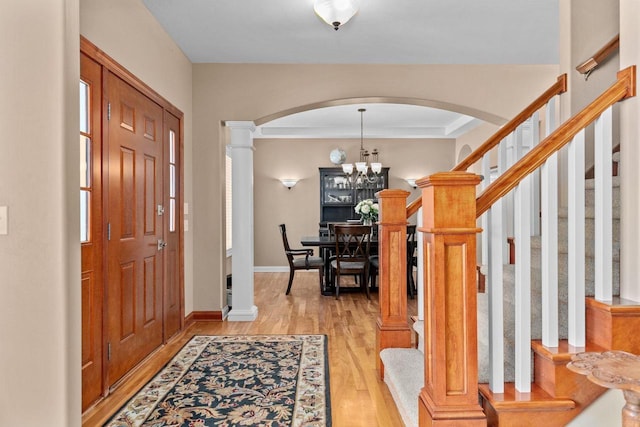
<box><xmin>342</xmin><ymin>108</ymin><xmax>382</xmax><ymax>188</ymax></box>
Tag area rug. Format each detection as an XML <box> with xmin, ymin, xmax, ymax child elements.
<box><xmin>104</xmin><ymin>335</ymin><xmax>331</xmax><ymax>427</ymax></box>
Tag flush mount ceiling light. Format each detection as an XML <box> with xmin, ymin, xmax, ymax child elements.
<box><xmin>314</xmin><ymin>0</ymin><xmax>358</xmax><ymax>31</ymax></box>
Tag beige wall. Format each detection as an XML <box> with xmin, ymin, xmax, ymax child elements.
<box><xmin>194</xmin><ymin>63</ymin><xmax>558</xmax><ymax>311</ymax></box>
<box><xmin>1</xmin><ymin>0</ymin><xmax>634</xmax><ymax>423</ymax></box>
<box><xmin>570</xmin><ymin>0</ymin><xmax>620</xmax><ymax>114</ymax></box>
<box><xmin>572</xmin><ymin>0</ymin><xmax>620</xmax><ymax>168</ymax></box>
<box><xmin>0</xmin><ymin>0</ymin><xmax>81</xmax><ymax>424</ymax></box>
<box><xmin>558</xmin><ymin>0</ymin><xmax>620</xmax><ymax>204</ymax></box>
<box><xmin>619</xmin><ymin>0</ymin><xmax>640</xmax><ymax>301</ymax></box>
<box><xmin>455</xmin><ymin>122</ymin><xmax>502</xmax><ymax>174</ymax></box>
<box><xmin>80</xmin><ymin>0</ymin><xmax>195</xmax><ymax>312</ymax></box>
<box><xmin>254</xmin><ymin>138</ymin><xmax>456</xmax><ymax>267</ymax></box>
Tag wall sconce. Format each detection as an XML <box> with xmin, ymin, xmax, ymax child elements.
<box><xmin>405</xmin><ymin>179</ymin><xmax>417</xmax><ymax>189</ymax></box>
<box><xmin>280</xmin><ymin>179</ymin><xmax>299</xmax><ymax>190</ymax></box>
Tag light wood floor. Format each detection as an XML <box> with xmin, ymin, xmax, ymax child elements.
<box><xmin>82</xmin><ymin>271</ymin><xmax>418</xmax><ymax>426</ymax></box>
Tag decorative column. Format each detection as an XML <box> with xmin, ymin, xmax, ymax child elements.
<box><xmin>376</xmin><ymin>189</ymin><xmax>412</xmax><ymax>377</ymax></box>
<box><xmin>418</xmin><ymin>172</ymin><xmax>486</xmax><ymax>427</ymax></box>
<box><xmin>226</xmin><ymin>121</ymin><xmax>258</xmax><ymax>321</ymax></box>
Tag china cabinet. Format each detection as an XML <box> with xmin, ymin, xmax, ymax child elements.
<box><xmin>318</xmin><ymin>167</ymin><xmax>389</xmax><ymax>230</ymax></box>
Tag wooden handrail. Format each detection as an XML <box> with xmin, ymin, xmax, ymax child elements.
<box><xmin>405</xmin><ymin>73</ymin><xmax>568</xmax><ymax>219</ymax></box>
<box><xmin>476</xmin><ymin>66</ymin><xmax>635</xmax><ymax>217</ymax></box>
<box><xmin>453</xmin><ymin>74</ymin><xmax>568</xmax><ymax>172</ymax></box>
<box><xmin>576</xmin><ymin>34</ymin><xmax>620</xmax><ymax>78</ymax></box>
<box><xmin>406</xmin><ymin>196</ymin><xmax>422</xmax><ymax>218</ymax></box>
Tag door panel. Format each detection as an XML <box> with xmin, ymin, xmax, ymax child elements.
<box><xmin>163</xmin><ymin>112</ymin><xmax>182</xmax><ymax>339</ymax></box>
<box><xmin>80</xmin><ymin>53</ymin><xmax>104</xmax><ymax>411</ymax></box>
<box><xmin>106</xmin><ymin>73</ymin><xmax>164</xmax><ymax>386</ymax></box>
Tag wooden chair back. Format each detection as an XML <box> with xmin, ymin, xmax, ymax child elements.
<box><xmin>334</xmin><ymin>224</ymin><xmax>372</xmax><ymax>265</ymax></box>
<box><xmin>279</xmin><ymin>223</ymin><xmax>294</xmax><ymax>265</ymax></box>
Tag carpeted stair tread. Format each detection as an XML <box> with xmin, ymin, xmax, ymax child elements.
<box><xmin>413</xmin><ymin>320</ymin><xmax>424</xmax><ymax>353</ymax></box>
<box><xmin>558</xmin><ymin>205</ymin><xmax>620</xmax><ymax>220</ymax></box>
<box><xmin>412</xmin><ymin>320</ymin><xmax>423</xmax><ymax>336</ymax></box>
<box><xmin>476</xmin><ymin>169</ymin><xmax>621</xmax><ymax>388</ymax></box>
<box><xmin>380</xmin><ymin>348</ymin><xmax>423</xmax><ymax>427</ymax></box>
<box><xmin>585</xmin><ymin>175</ymin><xmax>620</xmax><ymax>190</ymax></box>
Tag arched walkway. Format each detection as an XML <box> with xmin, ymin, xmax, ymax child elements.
<box><xmin>227</xmin><ymin>97</ymin><xmax>502</xmax><ymax>320</ymax></box>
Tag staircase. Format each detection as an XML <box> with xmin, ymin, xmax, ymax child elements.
<box><xmin>381</xmin><ymin>157</ymin><xmax>630</xmax><ymax>427</ymax></box>
<box><xmin>478</xmin><ymin>165</ymin><xmax>621</xmax><ymax>385</ymax></box>
<box><xmin>375</xmin><ymin>67</ymin><xmax>640</xmax><ymax>427</ymax></box>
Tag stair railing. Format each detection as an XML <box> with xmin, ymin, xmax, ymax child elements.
<box><xmin>389</xmin><ymin>75</ymin><xmax>569</xmax><ymax>382</ymax></box>
<box><xmin>405</xmin><ymin>74</ymin><xmax>568</xmax><ymax>219</ymax></box>
<box><xmin>428</xmin><ymin>66</ymin><xmax>634</xmax><ymax>425</ymax></box>
<box><xmin>378</xmin><ymin>66</ymin><xmax>636</xmax><ymax>427</ymax></box>
<box><xmin>377</xmin><ymin>72</ymin><xmax>568</xmax><ymax>382</ymax></box>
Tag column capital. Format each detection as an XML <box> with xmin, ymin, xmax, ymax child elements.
<box><xmin>226</xmin><ymin>121</ymin><xmax>256</xmax><ymax>151</ymax></box>
<box><xmin>224</xmin><ymin>121</ymin><xmax>256</xmax><ymax>132</ymax></box>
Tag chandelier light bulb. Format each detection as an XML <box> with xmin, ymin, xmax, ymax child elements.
<box><xmin>314</xmin><ymin>0</ymin><xmax>358</xmax><ymax>30</ymax></box>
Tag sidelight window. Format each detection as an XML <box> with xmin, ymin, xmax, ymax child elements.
<box><xmin>169</xmin><ymin>130</ymin><xmax>176</xmax><ymax>232</ymax></box>
<box><xmin>80</xmin><ymin>80</ymin><xmax>91</xmax><ymax>243</ymax></box>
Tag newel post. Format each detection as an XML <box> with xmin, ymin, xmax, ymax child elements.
<box><xmin>418</xmin><ymin>172</ymin><xmax>486</xmax><ymax>426</ymax></box>
<box><xmin>376</xmin><ymin>189</ymin><xmax>412</xmax><ymax>378</ymax></box>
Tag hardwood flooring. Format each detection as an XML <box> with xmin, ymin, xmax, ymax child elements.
<box><xmin>82</xmin><ymin>271</ymin><xmax>418</xmax><ymax>426</ymax></box>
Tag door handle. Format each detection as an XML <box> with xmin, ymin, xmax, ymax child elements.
<box><xmin>157</xmin><ymin>239</ymin><xmax>167</xmax><ymax>251</ymax></box>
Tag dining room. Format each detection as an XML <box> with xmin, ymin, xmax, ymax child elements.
<box><xmin>251</xmin><ymin>103</ymin><xmax>494</xmax><ymax>293</ymax></box>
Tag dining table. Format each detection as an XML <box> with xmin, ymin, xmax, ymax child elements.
<box><xmin>300</xmin><ymin>233</ymin><xmax>378</xmax><ymax>296</ymax></box>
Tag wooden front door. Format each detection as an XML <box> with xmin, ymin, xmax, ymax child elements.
<box><xmin>106</xmin><ymin>73</ymin><xmax>164</xmax><ymax>385</ymax></box>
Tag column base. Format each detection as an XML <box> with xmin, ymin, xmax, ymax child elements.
<box><xmin>227</xmin><ymin>305</ymin><xmax>258</xmax><ymax>321</ymax></box>
<box><xmin>419</xmin><ymin>390</ymin><xmax>486</xmax><ymax>427</ymax></box>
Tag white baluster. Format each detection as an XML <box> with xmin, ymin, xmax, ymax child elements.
<box><xmin>541</xmin><ymin>99</ymin><xmax>559</xmax><ymax>348</ymax></box>
<box><xmin>568</xmin><ymin>130</ymin><xmax>586</xmax><ymax>347</ymax></box>
<box><xmin>515</xmin><ymin>178</ymin><xmax>532</xmax><ymax>392</ymax></box>
<box><xmin>499</xmin><ymin>139</ymin><xmax>509</xmax><ymax>264</ymax></box>
<box><xmin>417</xmin><ymin>207</ymin><xmax>424</xmax><ymax>322</ymax></box>
<box><xmin>531</xmin><ymin>112</ymin><xmax>541</xmax><ymax>236</ymax></box>
<box><xmin>594</xmin><ymin>106</ymin><xmax>613</xmax><ymax>302</ymax></box>
<box><xmin>481</xmin><ymin>154</ymin><xmax>491</xmax><ymax>271</ymax></box>
<box><xmin>505</xmin><ymin>134</ymin><xmax>516</xmax><ymax>253</ymax></box>
<box><xmin>489</xmin><ymin>199</ymin><xmax>505</xmax><ymax>393</ymax></box>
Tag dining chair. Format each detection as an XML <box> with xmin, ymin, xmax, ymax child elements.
<box><xmin>331</xmin><ymin>224</ymin><xmax>372</xmax><ymax>299</ymax></box>
<box><xmin>406</xmin><ymin>225</ymin><xmax>417</xmax><ymax>298</ymax></box>
<box><xmin>279</xmin><ymin>224</ymin><xmax>324</xmax><ymax>295</ymax></box>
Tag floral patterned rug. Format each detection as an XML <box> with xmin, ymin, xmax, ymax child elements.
<box><xmin>104</xmin><ymin>335</ymin><xmax>331</xmax><ymax>427</ymax></box>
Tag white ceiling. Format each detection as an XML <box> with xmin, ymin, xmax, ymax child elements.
<box><xmin>142</xmin><ymin>0</ymin><xmax>559</xmax><ymax>139</ymax></box>
<box><xmin>255</xmin><ymin>103</ymin><xmax>481</xmax><ymax>139</ymax></box>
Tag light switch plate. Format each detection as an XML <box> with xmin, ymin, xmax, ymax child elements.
<box><xmin>184</xmin><ymin>202</ymin><xmax>189</xmax><ymax>215</ymax></box>
<box><xmin>0</xmin><ymin>206</ymin><xmax>7</xmax><ymax>235</ymax></box>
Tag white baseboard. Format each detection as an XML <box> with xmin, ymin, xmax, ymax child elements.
<box><xmin>254</xmin><ymin>266</ymin><xmax>289</xmax><ymax>273</ymax></box>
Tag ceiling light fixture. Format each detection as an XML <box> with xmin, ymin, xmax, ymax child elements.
<box><xmin>314</xmin><ymin>0</ymin><xmax>358</xmax><ymax>31</ymax></box>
